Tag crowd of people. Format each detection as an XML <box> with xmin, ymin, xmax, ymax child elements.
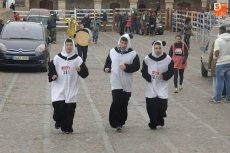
<box><xmin>114</xmin><ymin>9</ymin><xmax>158</xmax><ymax>36</ymax></box>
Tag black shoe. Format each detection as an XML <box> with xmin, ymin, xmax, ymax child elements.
<box><xmin>62</xmin><ymin>128</ymin><xmax>73</xmax><ymax>134</ymax></box>
<box><xmin>148</xmin><ymin>123</ymin><xmax>157</xmax><ymax>130</ymax></box>
<box><xmin>157</xmin><ymin>119</ymin><xmax>164</xmax><ymax>127</ymax></box>
<box><xmin>116</xmin><ymin>126</ymin><xmax>122</xmax><ymax>132</ymax></box>
<box><xmin>55</xmin><ymin>123</ymin><xmax>61</xmax><ymax>129</ymax></box>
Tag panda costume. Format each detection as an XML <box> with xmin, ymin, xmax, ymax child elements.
<box><xmin>141</xmin><ymin>40</ymin><xmax>174</xmax><ymax>130</ymax></box>
<box><xmin>104</xmin><ymin>33</ymin><xmax>140</xmax><ymax>131</ymax></box>
<box><xmin>48</xmin><ymin>38</ymin><xmax>89</xmax><ymax>133</ymax></box>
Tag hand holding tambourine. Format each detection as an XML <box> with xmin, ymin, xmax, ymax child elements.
<box><xmin>75</xmin><ymin>28</ymin><xmax>92</xmax><ymax>46</ymax></box>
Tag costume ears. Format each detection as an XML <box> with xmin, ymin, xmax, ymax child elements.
<box><xmin>119</xmin><ymin>33</ymin><xmax>133</xmax><ymax>39</ymax></box>
<box><xmin>152</xmin><ymin>41</ymin><xmax>166</xmax><ymax>46</ymax></box>
<box><xmin>129</xmin><ymin>33</ymin><xmax>133</xmax><ymax>39</ymax></box>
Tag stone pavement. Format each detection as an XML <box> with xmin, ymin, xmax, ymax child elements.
<box><xmin>0</xmin><ymin>30</ymin><xmax>230</xmax><ymax>153</ymax></box>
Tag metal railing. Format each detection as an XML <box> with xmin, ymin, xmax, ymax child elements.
<box><xmin>15</xmin><ymin>8</ymin><xmax>167</xmax><ymax>31</ymax></box>
<box><xmin>171</xmin><ymin>10</ymin><xmax>229</xmax><ymax>43</ymax></box>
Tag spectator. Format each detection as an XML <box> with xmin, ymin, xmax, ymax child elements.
<box><xmin>0</xmin><ymin>19</ymin><xmax>4</xmax><ymax>33</ymax></box>
<box><xmin>101</xmin><ymin>11</ymin><xmax>107</xmax><ymax>32</ymax></box>
<box><xmin>183</xmin><ymin>17</ymin><xmax>192</xmax><ymax>49</ymax></box>
<box><xmin>13</xmin><ymin>12</ymin><xmax>20</xmax><ymax>21</ymax></box>
<box><xmin>10</xmin><ymin>3</ymin><xmax>15</xmax><ymax>11</ymax></box>
<box><xmin>210</xmin><ymin>25</ymin><xmax>230</xmax><ymax>103</ymax></box>
<box><xmin>64</xmin><ymin>15</ymin><xmax>78</xmax><ymax>38</ymax></box>
<box><xmin>81</xmin><ymin>14</ymin><xmax>91</xmax><ymax>29</ymax></box>
<box><xmin>119</xmin><ymin>12</ymin><xmax>127</xmax><ymax>35</ymax></box>
<box><xmin>208</xmin><ymin>42</ymin><xmax>226</xmax><ymax>99</ymax></box>
<box><xmin>125</xmin><ymin>13</ymin><xmax>132</xmax><ymax>33</ymax></box>
<box><xmin>47</xmin><ymin>13</ymin><xmax>59</xmax><ymax>44</ymax></box>
<box><xmin>148</xmin><ymin>11</ymin><xmax>156</xmax><ymax>36</ymax></box>
<box><xmin>114</xmin><ymin>11</ymin><xmax>121</xmax><ymax>33</ymax></box>
<box><xmin>91</xmin><ymin>15</ymin><xmax>101</xmax><ymax>44</ymax></box>
<box><xmin>3</xmin><ymin>0</ymin><xmax>6</xmax><ymax>8</ymax></box>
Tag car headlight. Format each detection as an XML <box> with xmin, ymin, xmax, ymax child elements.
<box><xmin>0</xmin><ymin>43</ymin><xmax>7</xmax><ymax>52</ymax></box>
<box><xmin>35</xmin><ymin>44</ymin><xmax>45</xmax><ymax>52</ymax></box>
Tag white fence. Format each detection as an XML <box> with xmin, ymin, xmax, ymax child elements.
<box><xmin>172</xmin><ymin>10</ymin><xmax>230</xmax><ymax>43</ymax></box>
<box><xmin>15</xmin><ymin>8</ymin><xmax>167</xmax><ymax>31</ymax></box>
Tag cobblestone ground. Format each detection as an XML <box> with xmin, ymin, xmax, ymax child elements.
<box><xmin>0</xmin><ymin>30</ymin><xmax>230</xmax><ymax>153</ymax></box>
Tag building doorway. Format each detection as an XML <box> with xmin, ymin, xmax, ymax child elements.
<box><xmin>39</xmin><ymin>0</ymin><xmax>53</xmax><ymax>10</ymax></box>
<box><xmin>110</xmin><ymin>3</ymin><xmax>120</xmax><ymax>9</ymax></box>
<box><xmin>177</xmin><ymin>2</ymin><xmax>191</xmax><ymax>10</ymax></box>
<box><xmin>138</xmin><ymin>0</ymin><xmax>146</xmax><ymax>9</ymax></box>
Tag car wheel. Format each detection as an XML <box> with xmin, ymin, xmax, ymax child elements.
<box><xmin>201</xmin><ymin>62</ymin><xmax>208</xmax><ymax>77</ymax></box>
<box><xmin>159</xmin><ymin>32</ymin><xmax>164</xmax><ymax>35</ymax></box>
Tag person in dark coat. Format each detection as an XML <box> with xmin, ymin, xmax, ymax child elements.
<box><xmin>81</xmin><ymin>14</ymin><xmax>91</xmax><ymax>29</ymax></box>
<box><xmin>10</xmin><ymin>3</ymin><xmax>15</xmax><ymax>11</ymax></box>
<box><xmin>47</xmin><ymin>13</ymin><xmax>59</xmax><ymax>43</ymax></box>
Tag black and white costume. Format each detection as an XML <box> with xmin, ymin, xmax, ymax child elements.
<box><xmin>104</xmin><ymin>34</ymin><xmax>140</xmax><ymax>129</ymax></box>
<box><xmin>48</xmin><ymin>38</ymin><xmax>89</xmax><ymax>133</ymax></box>
<box><xmin>141</xmin><ymin>41</ymin><xmax>174</xmax><ymax>129</ymax></box>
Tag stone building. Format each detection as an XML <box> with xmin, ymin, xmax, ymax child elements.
<box><xmin>18</xmin><ymin>0</ymin><xmax>210</xmax><ymax>11</ymax></box>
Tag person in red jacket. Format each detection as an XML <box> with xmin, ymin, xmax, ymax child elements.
<box><xmin>169</xmin><ymin>35</ymin><xmax>189</xmax><ymax>93</ymax></box>
<box><xmin>14</xmin><ymin>12</ymin><xmax>20</xmax><ymax>21</ymax></box>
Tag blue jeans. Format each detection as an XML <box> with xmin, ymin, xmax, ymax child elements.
<box><xmin>214</xmin><ymin>63</ymin><xmax>230</xmax><ymax>101</ymax></box>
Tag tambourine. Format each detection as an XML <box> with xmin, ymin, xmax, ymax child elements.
<box><xmin>75</xmin><ymin>30</ymin><xmax>90</xmax><ymax>46</ymax></box>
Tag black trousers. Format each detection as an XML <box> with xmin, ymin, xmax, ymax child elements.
<box><xmin>146</xmin><ymin>97</ymin><xmax>168</xmax><ymax>128</ymax></box>
<box><xmin>52</xmin><ymin>101</ymin><xmax>76</xmax><ymax>131</ymax></box>
<box><xmin>174</xmin><ymin>68</ymin><xmax>185</xmax><ymax>88</ymax></box>
<box><xmin>77</xmin><ymin>44</ymin><xmax>88</xmax><ymax>63</ymax></box>
<box><xmin>109</xmin><ymin>89</ymin><xmax>131</xmax><ymax>128</ymax></box>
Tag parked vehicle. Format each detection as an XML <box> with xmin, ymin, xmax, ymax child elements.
<box><xmin>27</xmin><ymin>8</ymin><xmax>51</xmax><ymax>26</ymax></box>
<box><xmin>0</xmin><ymin>22</ymin><xmax>51</xmax><ymax>71</ymax></box>
<box><xmin>155</xmin><ymin>18</ymin><xmax>164</xmax><ymax>35</ymax></box>
<box><xmin>200</xmin><ymin>23</ymin><xmax>230</xmax><ymax>77</ymax></box>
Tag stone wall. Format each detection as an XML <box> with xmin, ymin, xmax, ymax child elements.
<box><xmin>0</xmin><ymin>9</ymin><xmax>14</xmax><ymax>22</ymax></box>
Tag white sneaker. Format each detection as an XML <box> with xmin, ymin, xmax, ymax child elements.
<box><xmin>179</xmin><ymin>85</ymin><xmax>183</xmax><ymax>91</ymax></box>
<box><xmin>174</xmin><ymin>88</ymin><xmax>178</xmax><ymax>93</ymax></box>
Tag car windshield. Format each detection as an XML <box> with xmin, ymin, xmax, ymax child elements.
<box><xmin>28</xmin><ymin>16</ymin><xmax>49</xmax><ymax>25</ymax></box>
<box><xmin>1</xmin><ymin>23</ymin><xmax>44</xmax><ymax>40</ymax></box>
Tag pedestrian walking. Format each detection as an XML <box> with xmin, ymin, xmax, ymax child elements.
<box><xmin>81</xmin><ymin>14</ymin><xmax>91</xmax><ymax>29</ymax></box>
<box><xmin>91</xmin><ymin>15</ymin><xmax>101</xmax><ymax>44</ymax></box>
<box><xmin>209</xmin><ymin>25</ymin><xmax>230</xmax><ymax>103</ymax></box>
<box><xmin>64</xmin><ymin>15</ymin><xmax>78</xmax><ymax>38</ymax></box>
<box><xmin>74</xmin><ymin>23</ymin><xmax>90</xmax><ymax>63</ymax></box>
<box><xmin>102</xmin><ymin>11</ymin><xmax>107</xmax><ymax>32</ymax></box>
<box><xmin>104</xmin><ymin>33</ymin><xmax>140</xmax><ymax>132</ymax></box>
<box><xmin>183</xmin><ymin>17</ymin><xmax>192</xmax><ymax>49</ymax></box>
<box><xmin>47</xmin><ymin>13</ymin><xmax>59</xmax><ymax>43</ymax></box>
<box><xmin>141</xmin><ymin>40</ymin><xmax>174</xmax><ymax>130</ymax></box>
<box><xmin>169</xmin><ymin>34</ymin><xmax>189</xmax><ymax>93</ymax></box>
<box><xmin>48</xmin><ymin>38</ymin><xmax>89</xmax><ymax>134</ymax></box>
